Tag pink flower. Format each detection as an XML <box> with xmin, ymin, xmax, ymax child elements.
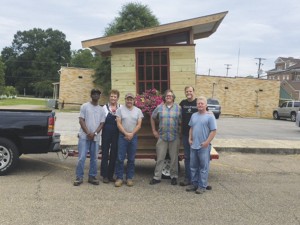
<box><xmin>135</xmin><ymin>89</ymin><xmax>163</xmax><ymax>116</ymax></box>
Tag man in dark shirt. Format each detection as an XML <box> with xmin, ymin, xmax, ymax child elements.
<box><xmin>179</xmin><ymin>86</ymin><xmax>197</xmax><ymax>186</ymax></box>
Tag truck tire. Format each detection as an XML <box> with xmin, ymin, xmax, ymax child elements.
<box><xmin>291</xmin><ymin>112</ymin><xmax>296</xmax><ymax>122</ymax></box>
<box><xmin>273</xmin><ymin>111</ymin><xmax>280</xmax><ymax>120</ymax></box>
<box><xmin>161</xmin><ymin>157</ymin><xmax>181</xmax><ymax>179</ymax></box>
<box><xmin>0</xmin><ymin>138</ymin><xmax>19</xmax><ymax>176</ymax></box>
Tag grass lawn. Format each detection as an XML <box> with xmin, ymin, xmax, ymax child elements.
<box><xmin>0</xmin><ymin>97</ymin><xmax>46</xmax><ymax>106</ymax></box>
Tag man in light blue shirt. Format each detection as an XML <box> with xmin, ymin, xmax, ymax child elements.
<box><xmin>187</xmin><ymin>96</ymin><xmax>217</xmax><ymax>194</ymax></box>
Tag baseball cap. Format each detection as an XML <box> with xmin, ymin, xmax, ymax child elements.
<box><xmin>91</xmin><ymin>88</ymin><xmax>101</xmax><ymax>95</ymax></box>
<box><xmin>125</xmin><ymin>93</ymin><xmax>135</xmax><ymax>99</ymax></box>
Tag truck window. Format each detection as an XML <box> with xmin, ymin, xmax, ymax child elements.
<box><xmin>281</xmin><ymin>102</ymin><xmax>287</xmax><ymax>107</ymax></box>
<box><xmin>294</xmin><ymin>102</ymin><xmax>300</xmax><ymax>107</ymax></box>
<box><xmin>288</xmin><ymin>102</ymin><xmax>293</xmax><ymax>107</ymax></box>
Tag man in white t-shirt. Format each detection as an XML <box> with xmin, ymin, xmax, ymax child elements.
<box><xmin>74</xmin><ymin>89</ymin><xmax>105</xmax><ymax>186</ymax></box>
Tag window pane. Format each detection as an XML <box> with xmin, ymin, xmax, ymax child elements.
<box><xmin>161</xmin><ymin>50</ymin><xmax>167</xmax><ymax>64</ymax></box>
<box><xmin>161</xmin><ymin>66</ymin><xmax>168</xmax><ymax>80</ymax></box>
<box><xmin>154</xmin><ymin>67</ymin><xmax>160</xmax><ymax>80</ymax></box>
<box><xmin>154</xmin><ymin>82</ymin><xmax>160</xmax><ymax>91</ymax></box>
<box><xmin>146</xmin><ymin>82</ymin><xmax>153</xmax><ymax>90</ymax></box>
<box><xmin>139</xmin><ymin>82</ymin><xmax>145</xmax><ymax>94</ymax></box>
<box><xmin>153</xmin><ymin>51</ymin><xmax>160</xmax><ymax>65</ymax></box>
<box><xmin>161</xmin><ymin>82</ymin><xmax>168</xmax><ymax>93</ymax></box>
<box><xmin>146</xmin><ymin>67</ymin><xmax>152</xmax><ymax>80</ymax></box>
<box><xmin>146</xmin><ymin>51</ymin><xmax>152</xmax><ymax>65</ymax></box>
<box><xmin>138</xmin><ymin>67</ymin><xmax>144</xmax><ymax>80</ymax></box>
<box><xmin>138</xmin><ymin>52</ymin><xmax>144</xmax><ymax>65</ymax></box>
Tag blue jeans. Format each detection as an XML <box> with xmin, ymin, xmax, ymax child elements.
<box><xmin>182</xmin><ymin>135</ymin><xmax>191</xmax><ymax>181</ymax></box>
<box><xmin>190</xmin><ymin>146</ymin><xmax>211</xmax><ymax>188</ymax></box>
<box><xmin>115</xmin><ymin>134</ymin><xmax>137</xmax><ymax>180</ymax></box>
<box><xmin>76</xmin><ymin>138</ymin><xmax>99</xmax><ymax>179</ymax></box>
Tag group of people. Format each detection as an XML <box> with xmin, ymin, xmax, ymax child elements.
<box><xmin>73</xmin><ymin>86</ymin><xmax>217</xmax><ymax>194</ymax></box>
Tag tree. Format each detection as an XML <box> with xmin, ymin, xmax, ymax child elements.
<box><xmin>94</xmin><ymin>2</ymin><xmax>159</xmax><ymax>94</ymax></box>
<box><xmin>1</xmin><ymin>28</ymin><xmax>71</xmax><ymax>97</ymax></box>
<box><xmin>0</xmin><ymin>57</ymin><xmax>5</xmax><ymax>94</ymax></box>
<box><xmin>70</xmin><ymin>49</ymin><xmax>101</xmax><ymax>68</ymax></box>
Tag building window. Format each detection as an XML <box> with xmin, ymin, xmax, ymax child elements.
<box><xmin>136</xmin><ymin>49</ymin><xmax>170</xmax><ymax>94</ymax></box>
<box><xmin>296</xmin><ymin>75</ymin><xmax>300</xmax><ymax>81</ymax></box>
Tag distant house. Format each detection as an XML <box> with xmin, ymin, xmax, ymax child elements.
<box><xmin>267</xmin><ymin>57</ymin><xmax>300</xmax><ymax>101</ymax></box>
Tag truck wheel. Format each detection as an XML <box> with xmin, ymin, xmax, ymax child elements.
<box><xmin>291</xmin><ymin>112</ymin><xmax>296</xmax><ymax>122</ymax></box>
<box><xmin>0</xmin><ymin>138</ymin><xmax>19</xmax><ymax>176</ymax></box>
<box><xmin>273</xmin><ymin>111</ymin><xmax>280</xmax><ymax>120</ymax></box>
<box><xmin>161</xmin><ymin>158</ymin><xmax>181</xmax><ymax>179</ymax></box>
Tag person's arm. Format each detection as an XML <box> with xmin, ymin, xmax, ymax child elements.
<box><xmin>151</xmin><ymin>117</ymin><xmax>159</xmax><ymax>139</ymax></box>
<box><xmin>79</xmin><ymin>117</ymin><xmax>94</xmax><ymax>140</ymax></box>
<box><xmin>201</xmin><ymin>130</ymin><xmax>217</xmax><ymax>148</ymax></box>
<box><xmin>94</xmin><ymin>122</ymin><xmax>104</xmax><ymax>134</ymax></box>
<box><xmin>116</xmin><ymin>117</ymin><xmax>127</xmax><ymax>136</ymax></box>
<box><xmin>188</xmin><ymin>127</ymin><xmax>193</xmax><ymax>145</ymax></box>
<box><xmin>130</xmin><ymin>118</ymin><xmax>142</xmax><ymax>137</ymax></box>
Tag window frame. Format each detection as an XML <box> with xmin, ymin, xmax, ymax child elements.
<box><xmin>135</xmin><ymin>48</ymin><xmax>170</xmax><ymax>94</ymax></box>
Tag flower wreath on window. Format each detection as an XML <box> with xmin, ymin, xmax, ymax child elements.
<box><xmin>135</xmin><ymin>89</ymin><xmax>163</xmax><ymax>116</ymax></box>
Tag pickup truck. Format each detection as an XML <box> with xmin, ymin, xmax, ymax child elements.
<box><xmin>0</xmin><ymin>109</ymin><xmax>61</xmax><ymax>175</ymax></box>
<box><xmin>273</xmin><ymin>101</ymin><xmax>300</xmax><ymax>122</ymax></box>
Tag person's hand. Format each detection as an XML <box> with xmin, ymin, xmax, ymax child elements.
<box><xmin>189</xmin><ymin>139</ymin><xmax>193</xmax><ymax>145</ymax></box>
<box><xmin>152</xmin><ymin>130</ymin><xmax>159</xmax><ymax>139</ymax></box>
<box><xmin>201</xmin><ymin>141</ymin><xmax>209</xmax><ymax>148</ymax></box>
<box><xmin>87</xmin><ymin>132</ymin><xmax>94</xmax><ymax>140</ymax></box>
<box><xmin>125</xmin><ymin>132</ymin><xmax>134</xmax><ymax>141</ymax></box>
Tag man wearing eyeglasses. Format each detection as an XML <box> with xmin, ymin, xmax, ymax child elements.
<box><xmin>149</xmin><ymin>89</ymin><xmax>181</xmax><ymax>186</ymax></box>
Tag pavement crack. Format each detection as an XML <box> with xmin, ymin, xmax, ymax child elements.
<box><xmin>35</xmin><ymin>171</ymin><xmax>53</xmax><ymax>201</ymax></box>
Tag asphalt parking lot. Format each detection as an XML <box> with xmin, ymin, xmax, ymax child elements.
<box><xmin>1</xmin><ymin>152</ymin><xmax>299</xmax><ymax>225</ymax></box>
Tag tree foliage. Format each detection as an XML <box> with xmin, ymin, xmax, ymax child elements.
<box><xmin>70</xmin><ymin>49</ymin><xmax>101</xmax><ymax>68</ymax></box>
<box><xmin>1</xmin><ymin>28</ymin><xmax>71</xmax><ymax>97</ymax></box>
<box><xmin>0</xmin><ymin>57</ymin><xmax>5</xmax><ymax>94</ymax></box>
<box><xmin>94</xmin><ymin>2</ymin><xmax>159</xmax><ymax>94</ymax></box>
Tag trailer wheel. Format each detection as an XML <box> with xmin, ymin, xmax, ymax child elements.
<box><xmin>161</xmin><ymin>158</ymin><xmax>181</xmax><ymax>179</ymax></box>
<box><xmin>0</xmin><ymin>138</ymin><xmax>19</xmax><ymax>176</ymax></box>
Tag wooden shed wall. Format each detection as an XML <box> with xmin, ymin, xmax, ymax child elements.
<box><xmin>111</xmin><ymin>46</ymin><xmax>195</xmax><ymax>103</ymax></box>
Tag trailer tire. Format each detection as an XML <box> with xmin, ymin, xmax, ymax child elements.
<box><xmin>161</xmin><ymin>158</ymin><xmax>181</xmax><ymax>179</ymax></box>
<box><xmin>0</xmin><ymin>138</ymin><xmax>19</xmax><ymax>176</ymax></box>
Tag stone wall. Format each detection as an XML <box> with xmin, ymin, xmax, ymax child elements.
<box><xmin>195</xmin><ymin>75</ymin><xmax>280</xmax><ymax>118</ymax></box>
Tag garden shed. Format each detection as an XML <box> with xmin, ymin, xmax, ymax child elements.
<box><xmin>81</xmin><ymin>11</ymin><xmax>228</xmax><ymax>101</ymax></box>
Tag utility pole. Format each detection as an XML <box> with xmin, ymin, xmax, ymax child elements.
<box><xmin>255</xmin><ymin>58</ymin><xmax>266</xmax><ymax>78</ymax></box>
<box><xmin>224</xmin><ymin>64</ymin><xmax>232</xmax><ymax>76</ymax></box>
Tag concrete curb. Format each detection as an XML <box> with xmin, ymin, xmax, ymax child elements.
<box><xmin>215</xmin><ymin>147</ymin><xmax>300</xmax><ymax>155</ymax></box>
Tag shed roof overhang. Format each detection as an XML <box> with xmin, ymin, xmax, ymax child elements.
<box><xmin>82</xmin><ymin>11</ymin><xmax>228</xmax><ymax>55</ymax></box>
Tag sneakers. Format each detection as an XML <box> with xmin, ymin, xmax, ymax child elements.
<box><xmin>186</xmin><ymin>185</ymin><xmax>197</xmax><ymax>192</ymax></box>
<box><xmin>171</xmin><ymin>178</ymin><xmax>177</xmax><ymax>185</ymax></box>
<box><xmin>126</xmin><ymin>179</ymin><xmax>134</xmax><ymax>187</ymax></box>
<box><xmin>103</xmin><ymin>177</ymin><xmax>109</xmax><ymax>183</ymax></box>
<box><xmin>179</xmin><ymin>179</ymin><xmax>190</xmax><ymax>186</ymax></box>
<box><xmin>115</xmin><ymin>179</ymin><xmax>123</xmax><ymax>187</ymax></box>
<box><xmin>195</xmin><ymin>188</ymin><xmax>206</xmax><ymax>194</ymax></box>
<box><xmin>206</xmin><ymin>185</ymin><xmax>212</xmax><ymax>190</ymax></box>
<box><xmin>73</xmin><ymin>177</ymin><xmax>83</xmax><ymax>186</ymax></box>
<box><xmin>88</xmin><ymin>176</ymin><xmax>100</xmax><ymax>185</ymax></box>
<box><xmin>149</xmin><ymin>178</ymin><xmax>161</xmax><ymax>185</ymax></box>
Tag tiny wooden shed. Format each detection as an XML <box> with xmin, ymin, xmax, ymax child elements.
<box><xmin>82</xmin><ymin>11</ymin><xmax>227</xmax><ymax>101</ymax></box>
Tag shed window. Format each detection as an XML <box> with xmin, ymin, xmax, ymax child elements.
<box><xmin>136</xmin><ymin>49</ymin><xmax>170</xmax><ymax>94</ymax></box>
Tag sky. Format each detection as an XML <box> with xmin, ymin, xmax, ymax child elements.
<box><xmin>1</xmin><ymin>0</ymin><xmax>300</xmax><ymax>77</ymax></box>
